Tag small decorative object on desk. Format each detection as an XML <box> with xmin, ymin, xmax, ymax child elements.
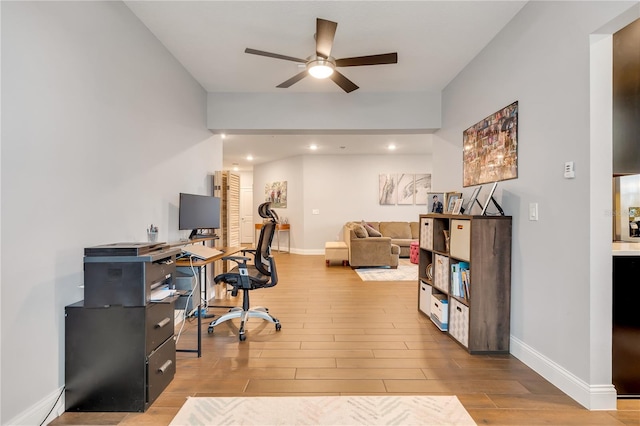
<box><xmin>147</xmin><ymin>224</ymin><xmax>158</xmax><ymax>242</ymax></box>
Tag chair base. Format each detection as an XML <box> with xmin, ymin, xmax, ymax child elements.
<box><xmin>207</xmin><ymin>306</ymin><xmax>281</xmax><ymax>341</ymax></box>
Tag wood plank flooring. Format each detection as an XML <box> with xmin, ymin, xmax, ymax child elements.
<box><xmin>52</xmin><ymin>253</ymin><xmax>639</xmax><ymax>425</ymax></box>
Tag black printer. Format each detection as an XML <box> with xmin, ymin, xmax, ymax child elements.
<box><xmin>83</xmin><ymin>242</ymin><xmax>180</xmax><ymax>307</ymax></box>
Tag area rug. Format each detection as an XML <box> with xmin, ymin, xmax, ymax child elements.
<box><xmin>170</xmin><ymin>395</ymin><xmax>476</xmax><ymax>425</ymax></box>
<box><xmin>355</xmin><ymin>259</ymin><xmax>418</xmax><ymax>282</ymax></box>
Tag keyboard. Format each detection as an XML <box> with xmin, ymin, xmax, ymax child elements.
<box><xmin>150</xmin><ymin>288</ymin><xmax>173</xmax><ymax>301</ymax></box>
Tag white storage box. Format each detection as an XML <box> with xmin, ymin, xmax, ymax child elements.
<box><xmin>450</xmin><ymin>219</ymin><xmax>471</xmax><ymax>261</ymax></box>
<box><xmin>433</xmin><ymin>254</ymin><xmax>449</xmax><ymax>293</ymax></box>
<box><xmin>420</xmin><ymin>218</ymin><xmax>434</xmax><ymax>250</ymax></box>
<box><xmin>449</xmin><ymin>298</ymin><xmax>469</xmax><ymax>347</ymax></box>
<box><xmin>419</xmin><ymin>281</ymin><xmax>432</xmax><ymax>316</ymax></box>
<box><xmin>430</xmin><ymin>293</ymin><xmax>448</xmax><ymax>331</ymax></box>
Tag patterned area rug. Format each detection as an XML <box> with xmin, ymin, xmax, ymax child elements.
<box><xmin>355</xmin><ymin>259</ymin><xmax>418</xmax><ymax>281</ymax></box>
<box><xmin>170</xmin><ymin>395</ymin><xmax>476</xmax><ymax>425</ymax></box>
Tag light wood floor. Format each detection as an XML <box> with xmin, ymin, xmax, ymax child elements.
<box><xmin>52</xmin><ymin>253</ymin><xmax>639</xmax><ymax>425</ymax></box>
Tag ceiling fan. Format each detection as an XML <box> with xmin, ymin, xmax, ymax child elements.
<box><xmin>245</xmin><ymin>18</ymin><xmax>398</xmax><ymax>93</ymax></box>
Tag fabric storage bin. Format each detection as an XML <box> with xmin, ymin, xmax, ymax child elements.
<box><xmin>420</xmin><ymin>218</ymin><xmax>433</xmax><ymax>250</ymax></box>
<box><xmin>449</xmin><ymin>298</ymin><xmax>469</xmax><ymax>347</ymax></box>
<box><xmin>430</xmin><ymin>293</ymin><xmax>448</xmax><ymax>331</ymax></box>
<box><xmin>433</xmin><ymin>254</ymin><xmax>449</xmax><ymax>293</ymax></box>
<box><xmin>450</xmin><ymin>219</ymin><xmax>471</xmax><ymax>261</ymax></box>
<box><xmin>419</xmin><ymin>281</ymin><xmax>431</xmax><ymax>316</ymax></box>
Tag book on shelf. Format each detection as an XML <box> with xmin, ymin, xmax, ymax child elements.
<box><xmin>451</xmin><ymin>262</ymin><xmax>470</xmax><ymax>300</ymax></box>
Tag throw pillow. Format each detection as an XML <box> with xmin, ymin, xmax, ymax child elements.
<box><xmin>352</xmin><ymin>224</ymin><xmax>368</xmax><ymax>238</ymax></box>
<box><xmin>362</xmin><ymin>220</ymin><xmax>382</xmax><ymax>237</ymax></box>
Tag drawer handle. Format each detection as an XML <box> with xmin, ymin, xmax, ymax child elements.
<box><xmin>156</xmin><ymin>317</ymin><xmax>170</xmax><ymax>328</ymax></box>
<box><xmin>457</xmin><ymin>306</ymin><xmax>462</xmax><ymax>312</ymax></box>
<box><xmin>434</xmin><ymin>302</ymin><xmax>439</xmax><ymax>308</ymax></box>
<box><xmin>158</xmin><ymin>360</ymin><xmax>173</xmax><ymax>374</ymax></box>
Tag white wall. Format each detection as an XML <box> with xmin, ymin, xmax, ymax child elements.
<box><xmin>1</xmin><ymin>2</ymin><xmax>220</xmax><ymax>423</ymax></box>
<box><xmin>253</xmin><ymin>149</ymin><xmax>432</xmax><ymax>253</ymax></box>
<box><xmin>208</xmin><ymin>92</ymin><xmax>441</xmax><ymax>132</ymax></box>
<box><xmin>435</xmin><ymin>1</ymin><xmax>637</xmax><ymax>409</ymax></box>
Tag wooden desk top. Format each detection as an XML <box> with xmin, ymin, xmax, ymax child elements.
<box><xmin>255</xmin><ymin>223</ymin><xmax>290</xmax><ymax>230</ymax></box>
<box><xmin>175</xmin><ymin>246</ymin><xmax>243</xmax><ymax>267</ymax></box>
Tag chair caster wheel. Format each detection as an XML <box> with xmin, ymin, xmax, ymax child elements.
<box><xmin>275</xmin><ymin>323</ymin><xmax>282</xmax><ymax>331</ymax></box>
<box><xmin>239</xmin><ymin>333</ymin><xmax>246</xmax><ymax>341</ymax></box>
<box><xmin>208</xmin><ymin>326</ymin><xmax>214</xmax><ymax>334</ymax></box>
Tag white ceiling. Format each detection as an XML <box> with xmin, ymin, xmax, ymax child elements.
<box><xmin>125</xmin><ymin>1</ymin><xmax>527</xmax><ymax>170</ymax></box>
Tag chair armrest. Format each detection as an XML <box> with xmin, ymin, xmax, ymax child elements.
<box><xmin>222</xmin><ymin>255</ymin><xmax>251</xmax><ymax>265</ymax></box>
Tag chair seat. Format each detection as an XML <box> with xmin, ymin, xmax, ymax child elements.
<box><xmin>214</xmin><ymin>265</ymin><xmax>273</xmax><ymax>289</ymax></box>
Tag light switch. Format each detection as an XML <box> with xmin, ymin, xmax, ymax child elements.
<box><xmin>529</xmin><ymin>203</ymin><xmax>538</xmax><ymax>221</ymax></box>
<box><xmin>312</xmin><ymin>209</ymin><xmax>320</xmax><ymax>215</ymax></box>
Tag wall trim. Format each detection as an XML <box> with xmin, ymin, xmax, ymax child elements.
<box><xmin>8</xmin><ymin>385</ymin><xmax>65</xmax><ymax>425</ymax></box>
<box><xmin>510</xmin><ymin>335</ymin><xmax>617</xmax><ymax>410</ymax></box>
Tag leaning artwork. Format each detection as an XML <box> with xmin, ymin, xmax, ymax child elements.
<box><xmin>463</xmin><ymin>101</ymin><xmax>518</xmax><ymax>187</ymax></box>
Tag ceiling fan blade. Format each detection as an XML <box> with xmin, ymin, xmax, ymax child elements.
<box><xmin>336</xmin><ymin>52</ymin><xmax>398</xmax><ymax>67</ymax></box>
<box><xmin>316</xmin><ymin>18</ymin><xmax>337</xmax><ymax>59</ymax></box>
<box><xmin>276</xmin><ymin>70</ymin><xmax>309</xmax><ymax>88</ymax></box>
<box><xmin>329</xmin><ymin>70</ymin><xmax>359</xmax><ymax>93</ymax></box>
<box><xmin>245</xmin><ymin>48</ymin><xmax>306</xmax><ymax>63</ymax></box>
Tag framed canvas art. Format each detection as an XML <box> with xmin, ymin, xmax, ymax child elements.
<box><xmin>463</xmin><ymin>101</ymin><xmax>518</xmax><ymax>187</ymax></box>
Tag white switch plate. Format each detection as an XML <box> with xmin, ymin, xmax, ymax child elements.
<box><xmin>529</xmin><ymin>203</ymin><xmax>538</xmax><ymax>221</ymax></box>
<box><xmin>312</xmin><ymin>209</ymin><xmax>320</xmax><ymax>215</ymax></box>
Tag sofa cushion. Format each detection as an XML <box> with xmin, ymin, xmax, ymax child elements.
<box><xmin>362</xmin><ymin>220</ymin><xmax>382</xmax><ymax>237</ymax></box>
<box><xmin>351</xmin><ymin>223</ymin><xmax>368</xmax><ymax>238</ymax></box>
<box><xmin>379</xmin><ymin>222</ymin><xmax>412</xmax><ymax>239</ymax></box>
<box><xmin>410</xmin><ymin>222</ymin><xmax>419</xmax><ymax>239</ymax></box>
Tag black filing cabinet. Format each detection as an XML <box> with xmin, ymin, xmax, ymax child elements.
<box><xmin>65</xmin><ymin>300</ymin><xmax>176</xmax><ymax>412</ymax></box>
<box><xmin>65</xmin><ymin>243</ymin><xmax>179</xmax><ymax>412</ymax></box>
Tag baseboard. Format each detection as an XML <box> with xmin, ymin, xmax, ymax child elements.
<box><xmin>7</xmin><ymin>385</ymin><xmax>65</xmax><ymax>425</ymax></box>
<box><xmin>285</xmin><ymin>248</ymin><xmax>324</xmax><ymax>255</ymax></box>
<box><xmin>510</xmin><ymin>335</ymin><xmax>617</xmax><ymax>410</ymax></box>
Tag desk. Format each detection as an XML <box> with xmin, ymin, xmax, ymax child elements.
<box><xmin>174</xmin><ymin>246</ymin><xmax>242</xmax><ymax>357</ymax></box>
<box><xmin>255</xmin><ymin>223</ymin><xmax>290</xmax><ymax>253</ymax></box>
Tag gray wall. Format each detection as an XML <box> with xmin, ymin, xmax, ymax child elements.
<box><xmin>434</xmin><ymin>1</ymin><xmax>638</xmax><ymax>409</ymax></box>
<box><xmin>253</xmin><ymin>150</ymin><xmax>433</xmax><ymax>253</ymax></box>
<box><xmin>1</xmin><ymin>2</ymin><xmax>221</xmax><ymax>423</ymax></box>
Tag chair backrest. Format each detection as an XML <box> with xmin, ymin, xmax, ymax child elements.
<box><xmin>255</xmin><ymin>203</ymin><xmax>277</xmax><ymax>276</ymax></box>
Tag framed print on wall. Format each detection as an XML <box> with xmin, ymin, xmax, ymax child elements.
<box><xmin>379</xmin><ymin>174</ymin><xmax>397</xmax><ymax>205</ymax></box>
<box><xmin>397</xmin><ymin>174</ymin><xmax>415</xmax><ymax>205</ymax></box>
<box><xmin>463</xmin><ymin>101</ymin><xmax>518</xmax><ymax>187</ymax></box>
<box><xmin>414</xmin><ymin>174</ymin><xmax>431</xmax><ymax>205</ymax></box>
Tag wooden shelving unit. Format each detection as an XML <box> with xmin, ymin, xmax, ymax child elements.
<box><xmin>418</xmin><ymin>213</ymin><xmax>512</xmax><ymax>353</ymax></box>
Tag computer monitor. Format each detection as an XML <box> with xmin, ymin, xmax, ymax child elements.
<box><xmin>179</xmin><ymin>193</ymin><xmax>221</xmax><ymax>239</ymax></box>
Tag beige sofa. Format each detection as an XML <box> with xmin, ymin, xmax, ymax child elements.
<box><xmin>343</xmin><ymin>221</ymin><xmax>419</xmax><ymax>268</ymax></box>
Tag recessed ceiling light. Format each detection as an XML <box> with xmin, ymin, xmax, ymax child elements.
<box><xmin>246</xmin><ymin>155</ymin><xmax>253</xmax><ymax>161</ymax></box>
<box><xmin>221</xmin><ymin>133</ymin><xmax>226</xmax><ymax>139</ymax></box>
<box><xmin>309</xmin><ymin>144</ymin><xmax>318</xmax><ymax>151</ymax></box>
<box><xmin>388</xmin><ymin>144</ymin><xmax>397</xmax><ymax>151</ymax></box>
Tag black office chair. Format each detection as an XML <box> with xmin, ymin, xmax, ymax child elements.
<box><xmin>207</xmin><ymin>202</ymin><xmax>281</xmax><ymax>341</ymax></box>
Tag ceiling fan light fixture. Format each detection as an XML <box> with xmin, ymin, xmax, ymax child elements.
<box><xmin>307</xmin><ymin>58</ymin><xmax>335</xmax><ymax>79</ymax></box>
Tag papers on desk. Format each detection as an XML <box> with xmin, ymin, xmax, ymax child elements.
<box><xmin>150</xmin><ymin>288</ymin><xmax>173</xmax><ymax>301</ymax></box>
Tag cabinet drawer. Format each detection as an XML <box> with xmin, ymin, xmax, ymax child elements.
<box><xmin>449</xmin><ymin>298</ymin><xmax>469</xmax><ymax>348</ymax></box>
<box><xmin>420</xmin><ymin>218</ymin><xmax>433</xmax><ymax>250</ymax></box>
<box><xmin>450</xmin><ymin>219</ymin><xmax>471</xmax><ymax>261</ymax></box>
<box><xmin>433</xmin><ymin>254</ymin><xmax>449</xmax><ymax>293</ymax></box>
<box><xmin>146</xmin><ymin>302</ymin><xmax>174</xmax><ymax>353</ymax></box>
<box><xmin>430</xmin><ymin>293</ymin><xmax>448</xmax><ymax>331</ymax></box>
<box><xmin>419</xmin><ymin>281</ymin><xmax>432</xmax><ymax>316</ymax></box>
<box><xmin>147</xmin><ymin>336</ymin><xmax>175</xmax><ymax>405</ymax></box>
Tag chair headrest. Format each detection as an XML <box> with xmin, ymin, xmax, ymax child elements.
<box><xmin>258</xmin><ymin>202</ymin><xmax>279</xmax><ymax>222</ymax></box>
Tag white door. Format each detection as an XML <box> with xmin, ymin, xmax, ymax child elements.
<box><xmin>240</xmin><ymin>187</ymin><xmax>254</xmax><ymax>244</ymax></box>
